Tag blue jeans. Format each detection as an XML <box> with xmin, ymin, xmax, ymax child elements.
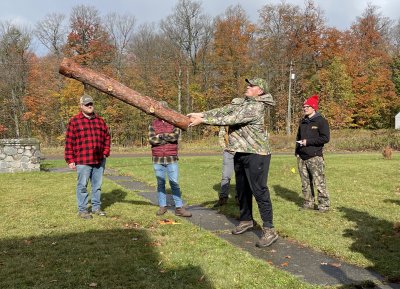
<box><xmin>76</xmin><ymin>159</ymin><xmax>106</xmax><ymax>212</ymax></box>
<box><xmin>153</xmin><ymin>162</ymin><xmax>183</xmax><ymax>208</ymax></box>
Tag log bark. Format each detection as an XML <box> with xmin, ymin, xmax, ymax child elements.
<box><xmin>59</xmin><ymin>58</ymin><xmax>191</xmax><ymax>130</ymax></box>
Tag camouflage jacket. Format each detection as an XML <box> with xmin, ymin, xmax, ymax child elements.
<box><xmin>203</xmin><ymin>94</ymin><xmax>275</xmax><ymax>155</ymax></box>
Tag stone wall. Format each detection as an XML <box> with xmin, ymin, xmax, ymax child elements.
<box><xmin>0</xmin><ymin>138</ymin><xmax>41</xmax><ymax>173</ymax></box>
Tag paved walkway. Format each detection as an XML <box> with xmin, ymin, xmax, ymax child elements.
<box><xmin>51</xmin><ymin>167</ymin><xmax>400</xmax><ymax>288</ymax></box>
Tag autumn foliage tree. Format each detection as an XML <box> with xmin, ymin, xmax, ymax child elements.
<box><xmin>2</xmin><ymin>1</ymin><xmax>400</xmax><ymax>147</ymax></box>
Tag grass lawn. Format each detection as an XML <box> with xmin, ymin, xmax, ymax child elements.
<box><xmin>106</xmin><ymin>153</ymin><xmax>400</xmax><ymax>282</ymax></box>
<box><xmin>0</xmin><ymin>170</ymin><xmax>319</xmax><ymax>289</ymax></box>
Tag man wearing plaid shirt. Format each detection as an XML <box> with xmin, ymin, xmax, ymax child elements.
<box><xmin>65</xmin><ymin>94</ymin><xmax>111</xmax><ymax>219</ymax></box>
<box><xmin>149</xmin><ymin>101</ymin><xmax>191</xmax><ymax>217</ymax></box>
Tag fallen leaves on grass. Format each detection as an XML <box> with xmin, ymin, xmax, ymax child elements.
<box><xmin>158</xmin><ymin>219</ymin><xmax>180</xmax><ymax>225</ymax></box>
<box><xmin>123</xmin><ymin>222</ymin><xmax>141</xmax><ymax>229</ymax></box>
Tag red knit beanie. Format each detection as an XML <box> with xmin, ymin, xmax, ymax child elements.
<box><xmin>304</xmin><ymin>95</ymin><xmax>318</xmax><ymax>110</ymax></box>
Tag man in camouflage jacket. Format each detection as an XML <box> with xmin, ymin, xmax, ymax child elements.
<box><xmin>188</xmin><ymin>78</ymin><xmax>278</xmax><ymax>247</ymax></box>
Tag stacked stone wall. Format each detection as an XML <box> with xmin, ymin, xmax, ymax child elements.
<box><xmin>0</xmin><ymin>138</ymin><xmax>41</xmax><ymax>173</ymax></box>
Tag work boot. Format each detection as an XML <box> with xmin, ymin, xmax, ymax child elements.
<box><xmin>175</xmin><ymin>207</ymin><xmax>192</xmax><ymax>217</ymax></box>
<box><xmin>156</xmin><ymin>207</ymin><xmax>168</xmax><ymax>216</ymax></box>
<box><xmin>256</xmin><ymin>227</ymin><xmax>278</xmax><ymax>247</ymax></box>
<box><xmin>231</xmin><ymin>220</ymin><xmax>254</xmax><ymax>235</ymax></box>
<box><xmin>213</xmin><ymin>197</ymin><xmax>228</xmax><ymax>208</ymax></box>
<box><xmin>78</xmin><ymin>211</ymin><xmax>92</xmax><ymax>220</ymax></box>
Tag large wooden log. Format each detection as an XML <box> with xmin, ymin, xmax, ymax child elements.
<box><xmin>59</xmin><ymin>58</ymin><xmax>191</xmax><ymax>130</ymax></box>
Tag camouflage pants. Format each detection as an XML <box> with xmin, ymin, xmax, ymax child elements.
<box><xmin>297</xmin><ymin>156</ymin><xmax>330</xmax><ymax>209</ymax></box>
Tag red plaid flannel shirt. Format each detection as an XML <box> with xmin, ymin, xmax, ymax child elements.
<box><xmin>64</xmin><ymin>112</ymin><xmax>111</xmax><ymax>165</ymax></box>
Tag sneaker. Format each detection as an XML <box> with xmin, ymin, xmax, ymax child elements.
<box><xmin>256</xmin><ymin>227</ymin><xmax>278</xmax><ymax>247</ymax></box>
<box><xmin>156</xmin><ymin>207</ymin><xmax>168</xmax><ymax>216</ymax></box>
<box><xmin>78</xmin><ymin>211</ymin><xmax>92</xmax><ymax>220</ymax></box>
<box><xmin>92</xmin><ymin>209</ymin><xmax>107</xmax><ymax>216</ymax></box>
<box><xmin>232</xmin><ymin>220</ymin><xmax>254</xmax><ymax>235</ymax></box>
<box><xmin>175</xmin><ymin>207</ymin><xmax>192</xmax><ymax>217</ymax></box>
<box><xmin>318</xmin><ymin>206</ymin><xmax>329</xmax><ymax>213</ymax></box>
<box><xmin>213</xmin><ymin>197</ymin><xmax>228</xmax><ymax>208</ymax></box>
<box><xmin>300</xmin><ymin>203</ymin><xmax>315</xmax><ymax>210</ymax></box>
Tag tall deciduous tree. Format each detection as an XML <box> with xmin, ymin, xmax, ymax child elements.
<box><xmin>160</xmin><ymin>0</ymin><xmax>212</xmax><ymax>113</ymax></box>
<box><xmin>346</xmin><ymin>4</ymin><xmax>399</xmax><ymax>128</ymax></box>
<box><xmin>0</xmin><ymin>22</ymin><xmax>32</xmax><ymax>138</ymax></box>
<box><xmin>212</xmin><ymin>5</ymin><xmax>254</xmax><ymax>99</ymax></box>
<box><xmin>35</xmin><ymin>13</ymin><xmax>67</xmax><ymax>57</ymax></box>
<box><xmin>103</xmin><ymin>12</ymin><xmax>136</xmax><ymax>81</ymax></box>
<box><xmin>66</xmin><ymin>5</ymin><xmax>114</xmax><ymax>67</ymax></box>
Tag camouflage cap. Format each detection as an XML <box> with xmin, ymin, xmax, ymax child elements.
<box><xmin>80</xmin><ymin>94</ymin><xmax>94</xmax><ymax>105</ymax></box>
<box><xmin>245</xmin><ymin>78</ymin><xmax>268</xmax><ymax>93</ymax></box>
<box><xmin>159</xmin><ymin>100</ymin><xmax>169</xmax><ymax>108</ymax></box>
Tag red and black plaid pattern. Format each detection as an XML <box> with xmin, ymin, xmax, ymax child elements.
<box><xmin>65</xmin><ymin>112</ymin><xmax>111</xmax><ymax>165</ymax></box>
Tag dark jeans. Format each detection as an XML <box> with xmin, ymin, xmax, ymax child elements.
<box><xmin>234</xmin><ymin>153</ymin><xmax>273</xmax><ymax>228</ymax></box>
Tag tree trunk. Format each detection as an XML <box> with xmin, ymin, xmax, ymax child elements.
<box><xmin>59</xmin><ymin>58</ymin><xmax>191</xmax><ymax>130</ymax></box>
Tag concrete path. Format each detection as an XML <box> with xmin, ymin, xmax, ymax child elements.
<box><xmin>52</xmin><ymin>167</ymin><xmax>400</xmax><ymax>288</ymax></box>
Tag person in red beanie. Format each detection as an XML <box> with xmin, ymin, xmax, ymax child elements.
<box><xmin>295</xmin><ymin>94</ymin><xmax>330</xmax><ymax>212</ymax></box>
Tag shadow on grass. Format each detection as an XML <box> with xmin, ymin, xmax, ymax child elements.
<box><xmin>0</xmin><ymin>228</ymin><xmax>214</xmax><ymax>289</ymax></box>
<box><xmin>101</xmin><ymin>189</ymin><xmax>153</xmax><ymax>210</ymax></box>
<box><xmin>273</xmin><ymin>185</ymin><xmax>303</xmax><ymax>208</ymax></box>
<box><xmin>384</xmin><ymin>199</ymin><xmax>400</xmax><ymax>206</ymax></box>
<box><xmin>338</xmin><ymin>207</ymin><xmax>400</xmax><ymax>282</ymax></box>
<box><xmin>198</xmin><ymin>183</ymin><xmax>237</xmax><ymax>208</ymax></box>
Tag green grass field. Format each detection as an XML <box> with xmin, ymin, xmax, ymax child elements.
<box><xmin>0</xmin><ymin>153</ymin><xmax>399</xmax><ymax>288</ymax></box>
<box><xmin>106</xmin><ymin>153</ymin><xmax>400</xmax><ymax>281</ymax></box>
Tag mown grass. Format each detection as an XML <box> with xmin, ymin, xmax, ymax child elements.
<box><xmin>0</xmin><ymin>170</ymin><xmax>320</xmax><ymax>289</ymax></box>
<box><xmin>106</xmin><ymin>153</ymin><xmax>400</xmax><ymax>281</ymax></box>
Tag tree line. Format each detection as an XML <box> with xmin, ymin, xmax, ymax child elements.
<box><xmin>1</xmin><ymin>0</ymin><xmax>400</xmax><ymax>146</ymax></box>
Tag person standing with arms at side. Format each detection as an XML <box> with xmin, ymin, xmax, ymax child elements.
<box><xmin>188</xmin><ymin>78</ymin><xmax>278</xmax><ymax>247</ymax></box>
<box><xmin>295</xmin><ymin>95</ymin><xmax>330</xmax><ymax>212</ymax></box>
<box><xmin>65</xmin><ymin>94</ymin><xmax>111</xmax><ymax>219</ymax></box>
<box><xmin>149</xmin><ymin>101</ymin><xmax>192</xmax><ymax>218</ymax></box>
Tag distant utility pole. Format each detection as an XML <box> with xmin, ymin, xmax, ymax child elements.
<box><xmin>286</xmin><ymin>61</ymin><xmax>295</xmax><ymax>135</ymax></box>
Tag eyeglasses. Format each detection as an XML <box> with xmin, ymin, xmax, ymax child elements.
<box><xmin>84</xmin><ymin>103</ymin><xmax>93</xmax><ymax>107</ymax></box>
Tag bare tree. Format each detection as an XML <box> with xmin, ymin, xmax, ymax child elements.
<box><xmin>160</xmin><ymin>0</ymin><xmax>212</xmax><ymax>113</ymax></box>
<box><xmin>103</xmin><ymin>12</ymin><xmax>136</xmax><ymax>80</ymax></box>
<box><xmin>34</xmin><ymin>13</ymin><xmax>67</xmax><ymax>57</ymax></box>
<box><xmin>0</xmin><ymin>21</ymin><xmax>32</xmax><ymax>138</ymax></box>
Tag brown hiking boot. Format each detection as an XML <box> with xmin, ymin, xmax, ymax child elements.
<box><xmin>156</xmin><ymin>207</ymin><xmax>168</xmax><ymax>216</ymax></box>
<box><xmin>256</xmin><ymin>227</ymin><xmax>278</xmax><ymax>247</ymax></box>
<box><xmin>231</xmin><ymin>220</ymin><xmax>254</xmax><ymax>235</ymax></box>
<box><xmin>77</xmin><ymin>211</ymin><xmax>92</xmax><ymax>220</ymax></box>
<box><xmin>213</xmin><ymin>197</ymin><xmax>228</xmax><ymax>208</ymax></box>
<box><xmin>175</xmin><ymin>207</ymin><xmax>192</xmax><ymax>217</ymax></box>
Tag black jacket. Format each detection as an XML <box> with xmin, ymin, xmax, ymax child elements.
<box><xmin>295</xmin><ymin>112</ymin><xmax>330</xmax><ymax>160</ymax></box>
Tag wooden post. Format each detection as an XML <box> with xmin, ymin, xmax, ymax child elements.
<box><xmin>59</xmin><ymin>58</ymin><xmax>191</xmax><ymax>130</ymax></box>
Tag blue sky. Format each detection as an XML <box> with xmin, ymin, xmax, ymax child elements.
<box><xmin>1</xmin><ymin>0</ymin><xmax>400</xmax><ymax>30</ymax></box>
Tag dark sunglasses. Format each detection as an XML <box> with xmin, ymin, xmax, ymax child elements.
<box><xmin>84</xmin><ymin>103</ymin><xmax>93</xmax><ymax>107</ymax></box>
